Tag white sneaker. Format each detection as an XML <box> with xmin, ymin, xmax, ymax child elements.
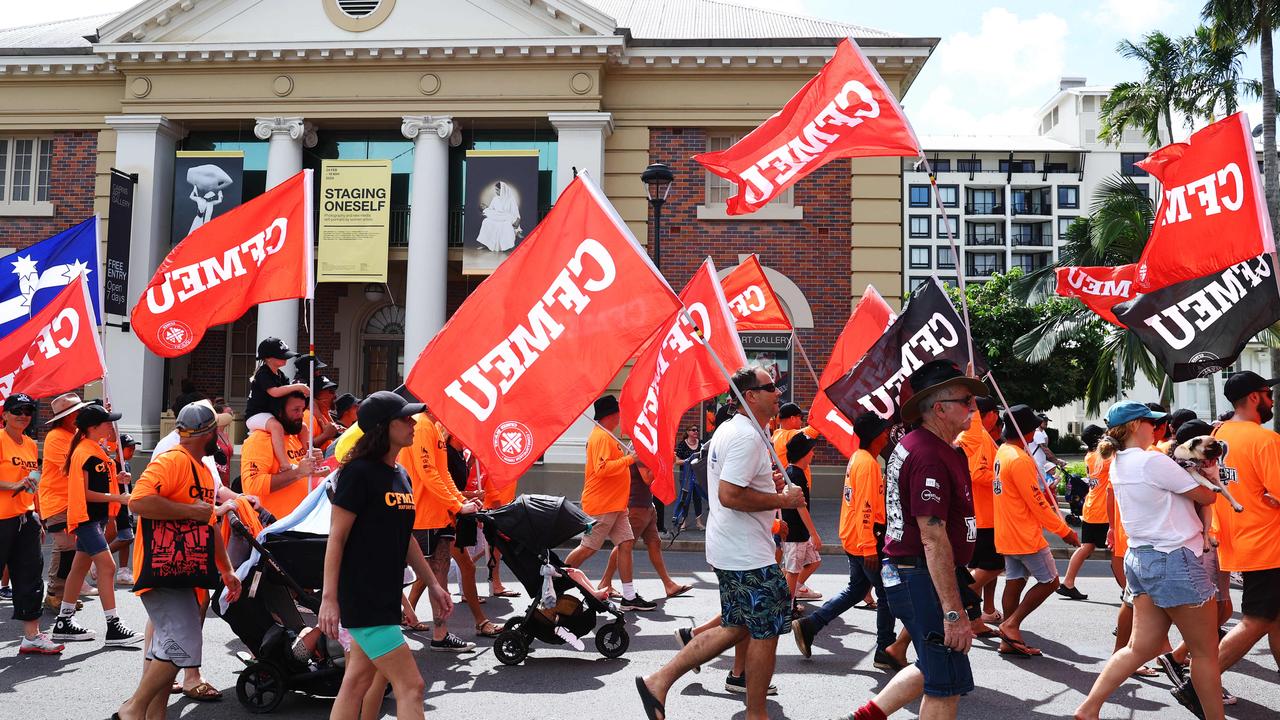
<box><xmin>115</xmin><ymin>569</ymin><xmax>134</xmax><ymax>586</ymax></box>
<box><xmin>19</xmin><ymin>633</ymin><xmax>65</xmax><ymax>655</ymax></box>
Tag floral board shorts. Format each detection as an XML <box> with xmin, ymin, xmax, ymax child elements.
<box><xmin>714</xmin><ymin>564</ymin><xmax>791</xmax><ymax>640</ymax></box>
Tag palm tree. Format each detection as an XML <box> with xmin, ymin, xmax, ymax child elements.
<box><xmin>1098</xmin><ymin>32</ymin><xmax>1184</xmax><ymax>146</ymax></box>
<box><xmin>1179</xmin><ymin>25</ymin><xmax>1261</xmax><ymax>122</ymax></box>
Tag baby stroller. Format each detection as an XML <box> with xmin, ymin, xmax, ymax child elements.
<box><xmin>214</xmin><ymin>508</ymin><xmax>345</xmax><ymax>713</ymax></box>
<box><xmin>478</xmin><ymin>494</ymin><xmax>630</xmax><ymax>666</ymax></box>
<box><xmin>1049</xmin><ymin>465</ymin><xmax>1090</xmax><ymax>527</ymax></box>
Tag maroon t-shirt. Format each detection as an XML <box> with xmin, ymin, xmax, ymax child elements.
<box><xmin>882</xmin><ymin>427</ymin><xmax>976</xmax><ymax>566</ymax></box>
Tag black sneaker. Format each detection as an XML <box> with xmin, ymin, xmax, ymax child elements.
<box><xmin>429</xmin><ymin>632</ymin><xmax>476</xmax><ymax>653</ymax></box>
<box><xmin>0</xmin><ymin>586</ymin><xmax>12</xmax><ymax>601</ymax></box>
<box><xmin>874</xmin><ymin>648</ymin><xmax>907</xmax><ymax>672</ymax></box>
<box><xmin>51</xmin><ymin>615</ymin><xmax>96</xmax><ymax>642</ymax></box>
<box><xmin>792</xmin><ymin>618</ymin><xmax>816</xmax><ymax>659</ymax></box>
<box><xmin>724</xmin><ymin>671</ymin><xmax>777</xmax><ymax>696</ymax></box>
<box><xmin>1055</xmin><ymin>585</ymin><xmax>1088</xmax><ymax>601</ymax></box>
<box><xmin>105</xmin><ymin>617</ymin><xmax>141</xmax><ymax>647</ymax></box>
<box><xmin>1157</xmin><ymin>651</ymin><xmax>1189</xmax><ymax>685</ymax></box>
<box><xmin>1170</xmin><ymin>678</ymin><xmax>1207</xmax><ymax>720</ymax></box>
<box><xmin>673</xmin><ymin>627</ymin><xmax>701</xmax><ymax>674</ymax></box>
<box><xmin>619</xmin><ymin>594</ymin><xmax>657</xmax><ymax>612</ymax></box>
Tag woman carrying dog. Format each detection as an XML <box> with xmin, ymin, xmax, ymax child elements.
<box><xmin>1073</xmin><ymin>402</ymin><xmax>1223</xmax><ymax>720</ymax></box>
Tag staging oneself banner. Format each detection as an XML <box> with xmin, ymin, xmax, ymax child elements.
<box><xmin>826</xmin><ymin>277</ymin><xmax>988</xmax><ymax>420</ymax></box>
<box><xmin>171</xmin><ymin>151</ymin><xmax>243</xmax><ymax>245</ymax></box>
<box><xmin>104</xmin><ymin>170</ymin><xmax>134</xmax><ymax>317</ymax></box>
<box><xmin>462</xmin><ymin>150</ymin><xmax>540</xmax><ymax>275</ymax></box>
<box><xmin>317</xmin><ymin>159</ymin><xmax>392</xmax><ymax>282</ymax></box>
<box><xmin>1114</xmin><ymin>254</ymin><xmax>1280</xmax><ymax>382</ymax></box>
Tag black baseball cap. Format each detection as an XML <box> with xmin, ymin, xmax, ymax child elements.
<box><xmin>853</xmin><ymin>411</ymin><xmax>891</xmax><ymax>447</ymax></box>
<box><xmin>120</xmin><ymin>433</ymin><xmax>140</xmax><ymax>448</ymax></box>
<box><xmin>1081</xmin><ymin>424</ymin><xmax>1106</xmax><ymax>449</ymax></box>
<box><xmin>357</xmin><ymin>390</ymin><xmax>424</xmax><ymax>433</ymax></box>
<box><xmin>785</xmin><ymin>432</ymin><xmax>816</xmax><ymax>463</ymax></box>
<box><xmin>76</xmin><ymin>404</ymin><xmax>122</xmax><ymax>430</ymax></box>
<box><xmin>294</xmin><ymin>353</ymin><xmax>328</xmax><ymax>371</ymax></box>
<box><xmin>1002</xmin><ymin>404</ymin><xmax>1040</xmax><ymax>440</ymax></box>
<box><xmin>778</xmin><ymin>403</ymin><xmax>804</xmax><ymax>420</ymax></box>
<box><xmin>334</xmin><ymin>393</ymin><xmax>361</xmax><ymax>417</ymax></box>
<box><xmin>1144</xmin><ymin>402</ymin><xmax>1170</xmax><ymax>425</ymax></box>
<box><xmin>256</xmin><ymin>337</ymin><xmax>298</xmax><ymax>361</ymax></box>
<box><xmin>1223</xmin><ymin>371</ymin><xmax>1278</xmax><ymax>404</ymax></box>
<box><xmin>3</xmin><ymin>393</ymin><xmax>36</xmax><ymax>412</ymax></box>
<box><xmin>317</xmin><ymin>376</ymin><xmax>339</xmax><ymax>392</ymax></box>
<box><xmin>975</xmin><ymin>396</ymin><xmax>998</xmax><ymax>415</ymax></box>
<box><xmin>1169</xmin><ymin>408</ymin><xmax>1198</xmax><ymax>431</ymax></box>
<box><xmin>1174</xmin><ymin>419</ymin><xmax>1214</xmax><ymax>446</ymax></box>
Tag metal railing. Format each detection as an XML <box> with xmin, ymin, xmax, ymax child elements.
<box><xmin>1011</xmin><ymin>230</ymin><xmax>1052</xmax><ymax>247</ymax></box>
<box><xmin>965</xmin><ymin>229</ymin><xmax>1005</xmax><ymax>246</ymax></box>
<box><xmin>965</xmin><ymin>201</ymin><xmax>1005</xmax><ymax>215</ymax></box>
<box><xmin>1011</xmin><ymin>201</ymin><xmax>1052</xmax><ymax>216</ymax></box>
<box><xmin>966</xmin><ymin>258</ymin><xmax>1007</xmax><ymax>276</ymax></box>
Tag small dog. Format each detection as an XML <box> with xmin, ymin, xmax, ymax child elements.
<box><xmin>1171</xmin><ymin>436</ymin><xmax>1243</xmax><ymax>552</ymax></box>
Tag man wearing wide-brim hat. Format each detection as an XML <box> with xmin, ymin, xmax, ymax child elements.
<box><xmin>39</xmin><ymin>392</ymin><xmax>93</xmax><ymax>611</ymax></box>
<box><xmin>849</xmin><ymin>360</ymin><xmax>986</xmax><ymax>720</ymax></box>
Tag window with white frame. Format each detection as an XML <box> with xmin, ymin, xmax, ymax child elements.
<box><xmin>937</xmin><ymin>246</ymin><xmax>955</xmax><ymax>269</ymax></box>
<box><xmin>705</xmin><ymin>133</ymin><xmax>794</xmax><ymax>207</ymax></box>
<box><xmin>0</xmin><ymin>137</ymin><xmax>54</xmax><ymax>210</ymax></box>
<box><xmin>909</xmin><ymin>246</ymin><xmax>931</xmax><ymax>269</ymax></box>
<box><xmin>1058</xmin><ymin>216</ymin><xmax>1076</xmax><ymax>239</ymax></box>
<box><xmin>909</xmin><ymin>215</ymin><xmax>931</xmax><ymax>238</ymax></box>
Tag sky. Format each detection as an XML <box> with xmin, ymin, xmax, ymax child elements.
<box><xmin>5</xmin><ymin>0</ymin><xmax>1266</xmax><ymax>138</ymax></box>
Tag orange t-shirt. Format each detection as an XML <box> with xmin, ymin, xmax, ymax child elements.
<box><xmin>0</xmin><ymin>431</ymin><xmax>38</xmax><ymax>519</ymax></box>
<box><xmin>580</xmin><ymin>425</ymin><xmax>633</xmax><ymax>516</ymax></box>
<box><xmin>1081</xmin><ymin>451</ymin><xmax>1113</xmax><ymax>525</ymax></box>
<box><xmin>993</xmin><ymin>442</ymin><xmax>1068</xmax><ymax>555</ymax></box>
<box><xmin>302</xmin><ymin>409</ymin><xmax>335</xmax><ymax>452</ymax></box>
<box><xmin>130</xmin><ymin>446</ymin><xmax>218</xmax><ymax>595</ymax></box>
<box><xmin>400</xmin><ymin>414</ymin><xmax>463</xmax><ymax>530</ymax></box>
<box><xmin>66</xmin><ymin>440</ymin><xmax>117</xmax><ymax>532</ymax></box>
<box><xmin>38</xmin><ymin>426</ymin><xmax>73</xmax><ymax>519</ymax></box>
<box><xmin>772</xmin><ymin>426</ymin><xmax>817</xmax><ymax>485</ymax></box>
<box><xmin>1213</xmin><ymin>421</ymin><xmax>1280</xmax><ymax>572</ymax></box>
<box><xmin>839</xmin><ymin>449</ymin><xmax>883</xmax><ymax>556</ymax></box>
<box><xmin>957</xmin><ymin>413</ymin><xmax>997</xmax><ymax>529</ymax></box>
<box><xmin>241</xmin><ymin>430</ymin><xmax>310</xmax><ymax>520</ymax></box>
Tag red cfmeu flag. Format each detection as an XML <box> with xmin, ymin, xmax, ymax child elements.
<box><xmin>808</xmin><ymin>286</ymin><xmax>894</xmax><ymax>458</ymax></box>
<box><xmin>720</xmin><ymin>255</ymin><xmax>793</xmax><ymax>331</ymax></box>
<box><xmin>620</xmin><ymin>259</ymin><xmax>748</xmax><ymax>503</ymax></box>
<box><xmin>1135</xmin><ymin>112</ymin><xmax>1275</xmax><ymax>291</ymax></box>
<box><xmin>0</xmin><ymin>276</ymin><xmax>104</xmax><ymax>400</ymax></box>
<box><xmin>131</xmin><ymin>170</ymin><xmax>313</xmax><ymax>358</ymax></box>
<box><xmin>405</xmin><ymin>172</ymin><xmax>681</xmax><ymax>490</ymax></box>
<box><xmin>1054</xmin><ymin>264</ymin><xmax>1140</xmax><ymax>327</ymax></box>
<box><xmin>695</xmin><ymin>38</ymin><xmax>921</xmax><ymax>215</ymax></box>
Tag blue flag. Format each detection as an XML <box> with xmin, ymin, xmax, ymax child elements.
<box><xmin>0</xmin><ymin>217</ymin><xmax>100</xmax><ymax>339</ymax></box>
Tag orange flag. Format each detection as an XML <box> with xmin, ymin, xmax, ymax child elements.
<box><xmin>808</xmin><ymin>286</ymin><xmax>894</xmax><ymax>457</ymax></box>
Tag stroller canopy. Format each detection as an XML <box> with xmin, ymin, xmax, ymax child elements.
<box><xmin>479</xmin><ymin>494</ymin><xmax>592</xmax><ymax>549</ymax></box>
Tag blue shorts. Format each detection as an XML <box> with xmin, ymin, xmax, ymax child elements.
<box><xmin>347</xmin><ymin>624</ymin><xmax>406</xmax><ymax>660</ymax></box>
<box><xmin>881</xmin><ymin>561</ymin><xmax>974</xmax><ymax>698</ymax></box>
<box><xmin>73</xmin><ymin>520</ymin><xmax>109</xmax><ymax>555</ymax></box>
<box><xmin>1004</xmin><ymin>546</ymin><xmax>1059</xmax><ymax>583</ymax></box>
<box><xmin>714</xmin><ymin>564</ymin><xmax>790</xmax><ymax>640</ymax></box>
<box><xmin>1125</xmin><ymin>545</ymin><xmax>1215</xmax><ymax>609</ymax></box>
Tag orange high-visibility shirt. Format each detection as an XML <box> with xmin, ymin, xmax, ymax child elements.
<box><xmin>1081</xmin><ymin>451</ymin><xmax>1113</xmax><ymax>525</ymax></box>
<box><xmin>1212</xmin><ymin>421</ymin><xmax>1280</xmax><ymax>572</ymax></box>
<box><xmin>0</xmin><ymin>431</ymin><xmax>38</xmax><ymax>519</ymax></box>
<box><xmin>993</xmin><ymin>442</ymin><xmax>1068</xmax><ymax>555</ymax></box>
<box><xmin>241</xmin><ymin>430</ymin><xmax>310</xmax><ymax>520</ymax></box>
<box><xmin>839</xmin><ymin>449</ymin><xmax>883</xmax><ymax>556</ymax></box>
<box><xmin>130</xmin><ymin>446</ymin><xmax>218</xmax><ymax>595</ymax></box>
<box><xmin>580</xmin><ymin>425</ymin><xmax>633</xmax><ymax>516</ymax></box>
<box><xmin>957</xmin><ymin>413</ymin><xmax>997</xmax><ymax>529</ymax></box>
<box><xmin>400</xmin><ymin>414</ymin><xmax>463</xmax><ymax>530</ymax></box>
<box><xmin>38</xmin><ymin>426</ymin><xmax>73</xmax><ymax>520</ymax></box>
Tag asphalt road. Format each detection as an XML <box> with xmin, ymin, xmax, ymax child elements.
<box><xmin>0</xmin><ymin>551</ymin><xmax>1276</xmax><ymax>719</ymax></box>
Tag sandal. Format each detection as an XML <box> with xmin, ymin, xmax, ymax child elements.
<box><xmin>182</xmin><ymin>682</ymin><xmax>223</xmax><ymax>702</ymax></box>
<box><xmin>1133</xmin><ymin>666</ymin><xmax>1161</xmax><ymax>678</ymax></box>
<box><xmin>170</xmin><ymin>682</ymin><xmax>183</xmax><ymax>695</ymax></box>
<box><xmin>635</xmin><ymin>676</ymin><xmax>665</xmax><ymax>720</ymax></box>
<box><xmin>490</xmin><ymin>588</ymin><xmax>520</xmax><ymax>598</ymax></box>
<box><xmin>665</xmin><ymin>584</ymin><xmax>693</xmax><ymax>599</ymax></box>
<box><xmin>475</xmin><ymin>620</ymin><xmax>502</xmax><ymax>638</ymax></box>
<box><xmin>402</xmin><ymin>621</ymin><xmax>432</xmax><ymax>632</ymax></box>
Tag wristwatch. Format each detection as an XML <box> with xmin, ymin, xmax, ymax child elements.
<box><xmin>943</xmin><ymin>610</ymin><xmax>962</xmax><ymax>623</ymax></box>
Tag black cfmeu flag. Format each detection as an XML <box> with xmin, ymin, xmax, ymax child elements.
<box><xmin>1114</xmin><ymin>254</ymin><xmax>1280</xmax><ymax>382</ymax></box>
<box><xmin>825</xmin><ymin>277</ymin><xmax>989</xmax><ymax>420</ymax></box>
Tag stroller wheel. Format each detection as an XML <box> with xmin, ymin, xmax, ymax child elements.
<box><xmin>595</xmin><ymin>621</ymin><xmax>630</xmax><ymax>659</ymax></box>
<box><xmin>236</xmin><ymin>662</ymin><xmax>286</xmax><ymax>713</ymax></box>
<box><xmin>494</xmin><ymin>629</ymin><xmax>529</xmax><ymax>666</ymax></box>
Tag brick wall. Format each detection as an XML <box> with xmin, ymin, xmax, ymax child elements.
<box><xmin>0</xmin><ymin>131</ymin><xmax>97</xmax><ymax>247</ymax></box>
<box><xmin>649</xmin><ymin>128</ymin><xmax>850</xmax><ymax>465</ymax></box>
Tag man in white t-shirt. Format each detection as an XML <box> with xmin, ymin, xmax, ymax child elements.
<box><xmin>637</xmin><ymin>366</ymin><xmax>805</xmax><ymax>720</ymax></box>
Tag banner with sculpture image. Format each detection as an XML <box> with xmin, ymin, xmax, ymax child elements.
<box><xmin>462</xmin><ymin>150</ymin><xmax>540</xmax><ymax>275</ymax></box>
<box><xmin>171</xmin><ymin>151</ymin><xmax>243</xmax><ymax>245</ymax></box>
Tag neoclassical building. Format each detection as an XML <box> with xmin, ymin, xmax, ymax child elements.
<box><xmin>0</xmin><ymin>0</ymin><xmax>935</xmax><ymax>464</ymax></box>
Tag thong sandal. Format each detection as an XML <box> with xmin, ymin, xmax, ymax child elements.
<box><xmin>476</xmin><ymin>620</ymin><xmax>502</xmax><ymax>638</ymax></box>
<box><xmin>490</xmin><ymin>588</ymin><xmax>520</xmax><ymax>598</ymax></box>
<box><xmin>635</xmin><ymin>676</ymin><xmax>665</xmax><ymax>720</ymax></box>
<box><xmin>182</xmin><ymin>682</ymin><xmax>223</xmax><ymax>702</ymax></box>
<box><xmin>665</xmin><ymin>584</ymin><xmax>693</xmax><ymax>599</ymax></box>
<box><xmin>998</xmin><ymin>639</ymin><xmax>1042</xmax><ymax>657</ymax></box>
<box><xmin>402</xmin><ymin>621</ymin><xmax>432</xmax><ymax>632</ymax></box>
<box><xmin>1133</xmin><ymin>666</ymin><xmax>1161</xmax><ymax>678</ymax></box>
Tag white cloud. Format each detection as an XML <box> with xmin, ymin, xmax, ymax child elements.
<box><xmin>907</xmin><ymin>86</ymin><xmax>1042</xmax><ymax>136</ymax></box>
<box><xmin>1086</xmin><ymin>0</ymin><xmax>1181</xmax><ymax>36</ymax></box>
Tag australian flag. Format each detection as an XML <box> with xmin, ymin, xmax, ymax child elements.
<box><xmin>0</xmin><ymin>217</ymin><xmax>100</xmax><ymax>339</ymax></box>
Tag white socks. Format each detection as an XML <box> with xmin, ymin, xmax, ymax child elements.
<box><xmin>621</xmin><ymin>582</ymin><xmax>636</xmax><ymax>601</ymax></box>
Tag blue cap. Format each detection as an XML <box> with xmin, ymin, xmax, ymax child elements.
<box><xmin>1105</xmin><ymin>401</ymin><xmax>1167</xmax><ymax>429</ymax></box>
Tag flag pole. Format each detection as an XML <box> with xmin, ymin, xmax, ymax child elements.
<box><xmin>80</xmin><ymin>274</ymin><xmax>127</xmax><ymax>473</ymax></box>
<box><xmin>921</xmin><ymin>154</ymin><xmax>977</xmax><ymax>370</ymax></box>
<box><xmin>790</xmin><ymin>331</ymin><xmax>823</xmax><ymax>395</ymax></box>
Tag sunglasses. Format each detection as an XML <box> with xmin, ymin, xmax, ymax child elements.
<box><xmin>746</xmin><ymin>382</ymin><xmax>779</xmax><ymax>393</ymax></box>
<box><xmin>936</xmin><ymin>395</ymin><xmax>976</xmax><ymax>408</ymax></box>
<box><xmin>6</xmin><ymin>407</ymin><xmax>34</xmax><ymax>417</ymax></box>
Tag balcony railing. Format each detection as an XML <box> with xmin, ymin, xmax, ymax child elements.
<box><xmin>1011</xmin><ymin>230</ymin><xmax>1052</xmax><ymax>247</ymax></box>
<box><xmin>965</xmin><ymin>201</ymin><xmax>1005</xmax><ymax>215</ymax></box>
<box><xmin>1011</xmin><ymin>201</ymin><xmax>1052</xmax><ymax>216</ymax></box>
<box><xmin>966</xmin><ymin>259</ymin><xmax>1007</xmax><ymax>276</ymax></box>
<box><xmin>965</xmin><ymin>229</ymin><xmax>1005</xmax><ymax>246</ymax></box>
<box><xmin>1012</xmin><ymin>255</ymin><xmax>1050</xmax><ymax>273</ymax></box>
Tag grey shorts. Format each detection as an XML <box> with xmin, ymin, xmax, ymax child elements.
<box><xmin>140</xmin><ymin>587</ymin><xmax>204</xmax><ymax>668</ymax></box>
<box><xmin>1004</xmin><ymin>546</ymin><xmax>1059</xmax><ymax>583</ymax></box>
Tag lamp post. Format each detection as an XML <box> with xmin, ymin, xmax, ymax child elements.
<box><xmin>641</xmin><ymin>162</ymin><xmax>674</xmax><ymax>268</ymax></box>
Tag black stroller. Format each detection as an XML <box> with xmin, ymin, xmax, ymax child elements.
<box><xmin>214</xmin><ymin>512</ymin><xmax>344</xmax><ymax>713</ymax></box>
<box><xmin>478</xmin><ymin>494</ymin><xmax>630</xmax><ymax>666</ymax></box>
<box><xmin>1055</xmin><ymin>467</ymin><xmax>1091</xmax><ymax>527</ymax></box>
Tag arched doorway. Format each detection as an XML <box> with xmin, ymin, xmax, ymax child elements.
<box><xmin>360</xmin><ymin>304</ymin><xmax>406</xmax><ymax>395</ymax></box>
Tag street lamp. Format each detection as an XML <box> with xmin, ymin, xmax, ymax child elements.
<box><xmin>641</xmin><ymin>162</ymin><xmax>675</xmax><ymax>268</ymax></box>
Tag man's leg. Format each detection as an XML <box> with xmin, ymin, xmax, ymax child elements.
<box><xmin>642</xmin><ymin>624</ymin><xmax>748</xmax><ymax>708</ymax></box>
<box><xmin>1062</xmin><ymin>544</ymin><xmax>1095</xmax><ymax>590</ymax></box>
<box><xmin>1218</xmin><ymin>615</ymin><xmax>1277</xmax><ymax>672</ymax></box>
<box><xmin>803</xmin><ymin>555</ymin><xmax>867</xmax><ymax>634</ymax></box>
<box><xmin>428</xmin><ymin>536</ymin><xmax>455</xmax><ymax>642</ymax></box>
<box><xmin>117</xmin><ymin>658</ymin><xmax>180</xmax><ymax>720</ymax></box>
<box><xmin>1001</xmin><ymin>577</ymin><xmax>1060</xmax><ymax>649</ymax></box>
<box><xmin>564</xmin><ymin>542</ymin><xmax>596</xmax><ymax>570</ymax></box>
<box><xmin>743</xmin><ymin>636</ymin><xmax>780</xmax><ymax>720</ymax></box>
<box><xmin>617</xmin><ymin>539</ymin><xmax>635</xmax><ymax>585</ymax></box>
<box><xmin>599</xmin><ymin>546</ymin><xmax>619</xmax><ymax>591</ymax></box>
<box><xmin>919</xmin><ymin>694</ymin><xmax>961</xmax><ymax>720</ymax></box>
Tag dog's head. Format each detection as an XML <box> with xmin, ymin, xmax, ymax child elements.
<box><xmin>1173</xmin><ymin>436</ymin><xmax>1225</xmax><ymax>463</ymax></box>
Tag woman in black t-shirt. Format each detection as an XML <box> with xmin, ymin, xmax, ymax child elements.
<box><xmin>320</xmin><ymin>392</ymin><xmax>453</xmax><ymax>720</ymax></box>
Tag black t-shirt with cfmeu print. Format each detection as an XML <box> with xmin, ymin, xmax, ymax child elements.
<box><xmin>83</xmin><ymin>456</ymin><xmax>113</xmax><ymax>522</ymax></box>
<box><xmin>332</xmin><ymin>456</ymin><xmax>416</xmax><ymax>628</ymax></box>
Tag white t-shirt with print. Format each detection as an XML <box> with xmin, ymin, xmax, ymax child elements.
<box><xmin>704</xmin><ymin>413</ymin><xmax>776</xmax><ymax>571</ymax></box>
<box><xmin>1111</xmin><ymin>448</ymin><xmax>1203</xmax><ymax>555</ymax></box>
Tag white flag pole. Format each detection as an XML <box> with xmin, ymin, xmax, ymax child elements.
<box><xmin>920</xmin><ymin>154</ymin><xmax>977</xmax><ymax>370</ymax></box>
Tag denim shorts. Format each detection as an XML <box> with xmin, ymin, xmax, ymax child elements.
<box><xmin>881</xmin><ymin>561</ymin><xmax>974</xmax><ymax>698</ymax></box>
<box><xmin>73</xmin><ymin>519</ymin><xmax>109</xmax><ymax>555</ymax></box>
<box><xmin>1124</xmin><ymin>545</ymin><xmax>1215</xmax><ymax>609</ymax></box>
<box><xmin>714</xmin><ymin>564</ymin><xmax>791</xmax><ymax>640</ymax></box>
<box><xmin>1004</xmin><ymin>546</ymin><xmax>1059</xmax><ymax>583</ymax></box>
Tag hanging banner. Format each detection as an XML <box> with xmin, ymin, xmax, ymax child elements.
<box><xmin>462</xmin><ymin>150</ymin><xmax>540</xmax><ymax>276</ymax></box>
<box><xmin>172</xmin><ymin>151</ymin><xmax>244</xmax><ymax>245</ymax></box>
<box><xmin>1114</xmin><ymin>254</ymin><xmax>1280</xmax><ymax>381</ymax></box>
<box><xmin>104</xmin><ymin>170</ymin><xmax>135</xmax><ymax>318</ymax></box>
<box><xmin>317</xmin><ymin>159</ymin><xmax>392</xmax><ymax>283</ymax></box>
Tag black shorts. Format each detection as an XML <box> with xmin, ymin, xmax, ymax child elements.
<box><xmin>967</xmin><ymin>528</ymin><xmax>1003</xmax><ymax>571</ymax></box>
<box><xmin>1241</xmin><ymin>567</ymin><xmax>1280</xmax><ymax>621</ymax></box>
<box><xmin>1080</xmin><ymin>521</ymin><xmax>1109</xmax><ymax>547</ymax></box>
<box><xmin>413</xmin><ymin>527</ymin><xmax>455</xmax><ymax>558</ymax></box>
<box><xmin>454</xmin><ymin>515</ymin><xmax>478</xmax><ymax>549</ymax></box>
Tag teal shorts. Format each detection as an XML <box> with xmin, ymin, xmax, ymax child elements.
<box><xmin>346</xmin><ymin>624</ymin><xmax>406</xmax><ymax>660</ymax></box>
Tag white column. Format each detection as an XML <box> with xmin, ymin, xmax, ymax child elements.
<box><xmin>548</xmin><ymin>112</ymin><xmax>613</xmax><ymax>196</ymax></box>
<box><xmin>104</xmin><ymin>115</ymin><xmax>186</xmax><ymax>445</ymax></box>
<box><xmin>400</xmin><ymin>115</ymin><xmax>454</xmax><ymax>365</ymax></box>
<box><xmin>252</xmin><ymin>117</ymin><xmax>317</xmax><ymax>355</ymax></box>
